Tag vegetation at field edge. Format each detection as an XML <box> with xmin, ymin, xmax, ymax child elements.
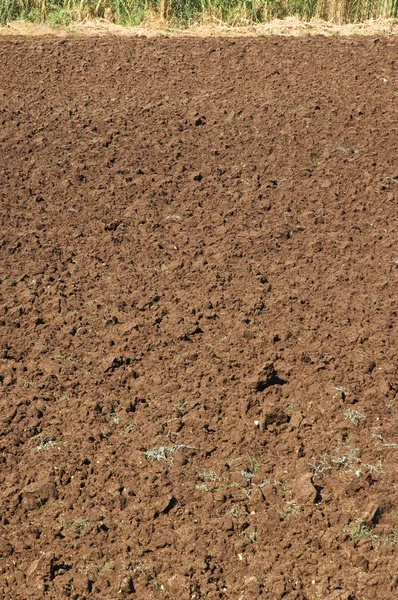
<box><xmin>1</xmin><ymin>0</ymin><xmax>398</xmax><ymax>28</ymax></box>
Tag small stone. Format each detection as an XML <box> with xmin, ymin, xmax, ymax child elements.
<box><xmin>321</xmin><ymin>179</ymin><xmax>332</xmax><ymax>188</ymax></box>
<box><xmin>360</xmin><ymin>502</ymin><xmax>380</xmax><ymax>526</ymax></box>
<box><xmin>25</xmin><ymin>553</ymin><xmax>53</xmax><ymax>583</ymax></box>
<box><xmin>379</xmin><ymin>379</ymin><xmax>391</xmax><ymax>396</ymax></box>
<box><xmin>26</xmin><ymin>559</ymin><xmax>42</xmax><ymax>579</ymax></box>
<box><xmin>293</xmin><ymin>474</ymin><xmax>317</xmax><ymax>505</ymax></box>
<box><xmin>21</xmin><ymin>481</ymin><xmax>57</xmax><ymax>510</ymax></box>
<box><xmin>119</xmin><ymin>575</ymin><xmax>135</xmax><ymax>594</ymax></box>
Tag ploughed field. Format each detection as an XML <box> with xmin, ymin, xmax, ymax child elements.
<box><xmin>1</xmin><ymin>36</ymin><xmax>398</xmax><ymax>599</ymax></box>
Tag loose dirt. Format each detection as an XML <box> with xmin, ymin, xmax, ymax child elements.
<box><xmin>1</xmin><ymin>36</ymin><xmax>398</xmax><ymax>599</ymax></box>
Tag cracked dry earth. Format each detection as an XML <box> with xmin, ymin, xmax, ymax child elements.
<box><xmin>1</xmin><ymin>35</ymin><xmax>398</xmax><ymax>599</ymax></box>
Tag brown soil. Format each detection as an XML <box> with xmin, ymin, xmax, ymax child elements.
<box><xmin>1</xmin><ymin>35</ymin><xmax>398</xmax><ymax>600</ymax></box>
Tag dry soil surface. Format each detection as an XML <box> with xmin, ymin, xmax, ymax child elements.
<box><xmin>1</xmin><ymin>36</ymin><xmax>398</xmax><ymax>599</ymax></box>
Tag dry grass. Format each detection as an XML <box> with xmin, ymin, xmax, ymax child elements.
<box><xmin>1</xmin><ymin>16</ymin><xmax>398</xmax><ymax>36</ymax></box>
